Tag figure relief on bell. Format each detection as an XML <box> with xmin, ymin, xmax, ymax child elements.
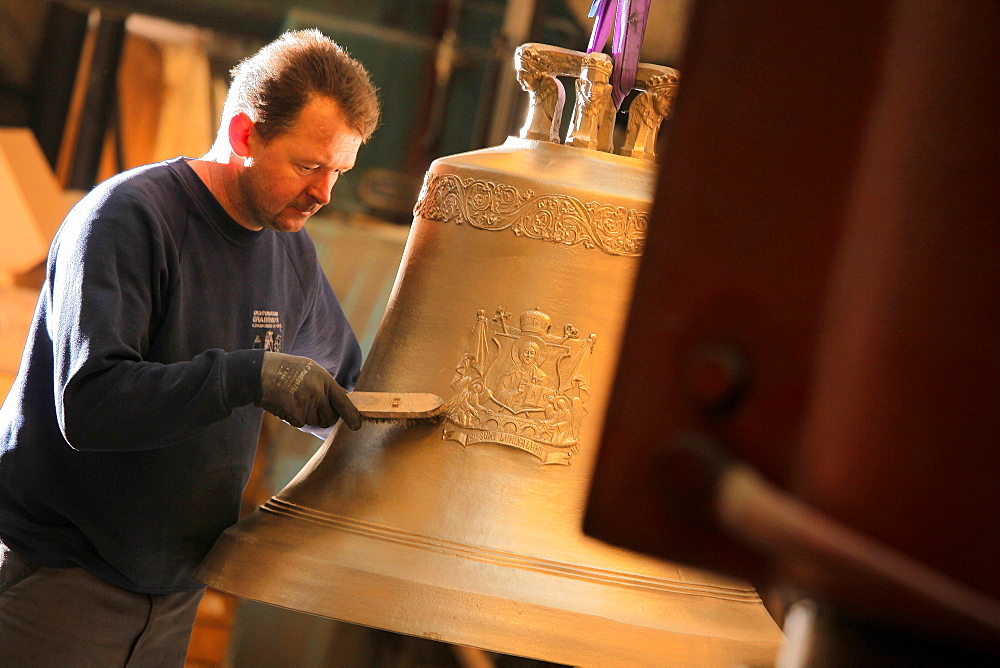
<box><xmin>443</xmin><ymin>306</ymin><xmax>597</xmax><ymax>465</ymax></box>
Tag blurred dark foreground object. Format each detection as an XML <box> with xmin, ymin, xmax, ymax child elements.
<box><xmin>584</xmin><ymin>0</ymin><xmax>1000</xmax><ymax>665</ymax></box>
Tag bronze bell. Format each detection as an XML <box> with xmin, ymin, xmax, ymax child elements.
<box><xmin>196</xmin><ymin>43</ymin><xmax>783</xmax><ymax>666</ymax></box>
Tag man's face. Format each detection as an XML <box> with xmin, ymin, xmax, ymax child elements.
<box><xmin>236</xmin><ymin>96</ymin><xmax>363</xmax><ymax>233</ymax></box>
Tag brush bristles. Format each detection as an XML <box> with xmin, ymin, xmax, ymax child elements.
<box><xmin>360</xmin><ymin>414</ymin><xmax>445</xmax><ymax>428</ymax></box>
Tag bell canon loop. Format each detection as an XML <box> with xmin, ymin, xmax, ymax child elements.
<box><xmin>196</xmin><ymin>43</ymin><xmax>782</xmax><ymax>666</ymax></box>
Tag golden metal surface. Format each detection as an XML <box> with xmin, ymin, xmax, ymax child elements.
<box><xmin>197</xmin><ymin>45</ymin><xmax>782</xmax><ymax>666</ymax></box>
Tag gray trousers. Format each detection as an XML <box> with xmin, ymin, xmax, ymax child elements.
<box><xmin>0</xmin><ymin>541</ymin><xmax>204</xmax><ymax>667</ymax></box>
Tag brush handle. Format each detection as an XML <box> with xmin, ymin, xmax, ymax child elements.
<box><xmin>349</xmin><ymin>392</ymin><xmax>446</xmax><ymax>419</ymax></box>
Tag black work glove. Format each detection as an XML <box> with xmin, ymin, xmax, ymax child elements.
<box><xmin>258</xmin><ymin>352</ymin><xmax>362</xmax><ymax>430</ymax></box>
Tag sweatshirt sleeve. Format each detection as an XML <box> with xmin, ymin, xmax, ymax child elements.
<box><xmin>50</xmin><ymin>192</ymin><xmax>264</xmax><ymax>452</ymax></box>
<box><xmin>288</xmin><ymin>257</ymin><xmax>362</xmax><ymax>440</ymax></box>
<box><xmin>288</xmin><ymin>259</ymin><xmax>362</xmax><ymax>391</ymax></box>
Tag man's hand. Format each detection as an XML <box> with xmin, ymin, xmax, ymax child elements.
<box><xmin>258</xmin><ymin>352</ymin><xmax>362</xmax><ymax>430</ymax></box>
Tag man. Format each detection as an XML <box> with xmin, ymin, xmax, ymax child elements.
<box><xmin>0</xmin><ymin>29</ymin><xmax>379</xmax><ymax>664</ymax></box>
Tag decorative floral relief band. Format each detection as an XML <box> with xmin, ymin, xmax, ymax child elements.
<box><xmin>413</xmin><ymin>172</ymin><xmax>648</xmax><ymax>257</ymax></box>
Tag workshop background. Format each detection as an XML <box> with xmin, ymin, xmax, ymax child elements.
<box><xmin>1</xmin><ymin>1</ymin><xmax>997</xmax><ymax>666</ymax></box>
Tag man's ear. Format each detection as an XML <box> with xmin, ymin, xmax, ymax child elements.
<box><xmin>228</xmin><ymin>113</ymin><xmax>254</xmax><ymax>159</ymax></box>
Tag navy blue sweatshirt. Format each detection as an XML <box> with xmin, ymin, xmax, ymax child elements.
<box><xmin>0</xmin><ymin>158</ymin><xmax>361</xmax><ymax>594</ymax></box>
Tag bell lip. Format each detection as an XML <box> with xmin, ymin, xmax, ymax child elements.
<box><xmin>195</xmin><ymin>509</ymin><xmax>784</xmax><ymax>667</ymax></box>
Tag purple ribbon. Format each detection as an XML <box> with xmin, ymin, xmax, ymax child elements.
<box><xmin>587</xmin><ymin>0</ymin><xmax>651</xmax><ymax>109</ymax></box>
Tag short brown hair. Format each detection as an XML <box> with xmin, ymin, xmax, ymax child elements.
<box><xmin>224</xmin><ymin>29</ymin><xmax>380</xmax><ymax>142</ymax></box>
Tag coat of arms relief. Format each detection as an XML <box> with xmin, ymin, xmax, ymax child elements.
<box><xmin>442</xmin><ymin>307</ymin><xmax>597</xmax><ymax>465</ymax></box>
